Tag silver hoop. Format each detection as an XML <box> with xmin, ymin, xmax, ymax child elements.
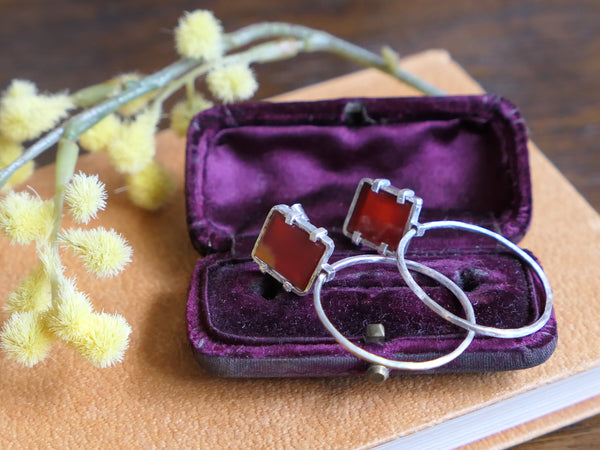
<box><xmin>396</xmin><ymin>221</ymin><xmax>553</xmax><ymax>338</ymax></box>
<box><xmin>313</xmin><ymin>254</ymin><xmax>476</xmax><ymax>371</ymax></box>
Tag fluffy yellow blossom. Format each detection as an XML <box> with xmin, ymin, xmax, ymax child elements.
<box><xmin>0</xmin><ymin>135</ymin><xmax>34</xmax><ymax>190</ymax></box>
<box><xmin>45</xmin><ymin>280</ymin><xmax>94</xmax><ymax>342</ymax></box>
<box><xmin>0</xmin><ymin>311</ymin><xmax>54</xmax><ymax>367</ymax></box>
<box><xmin>60</xmin><ymin>227</ymin><xmax>133</xmax><ymax>277</ymax></box>
<box><xmin>4</xmin><ymin>79</ymin><xmax>37</xmax><ymax>97</ymax></box>
<box><xmin>78</xmin><ymin>114</ymin><xmax>121</xmax><ymax>153</ymax></box>
<box><xmin>65</xmin><ymin>172</ymin><xmax>107</xmax><ymax>224</ymax></box>
<box><xmin>206</xmin><ymin>63</ymin><xmax>258</xmax><ymax>104</ymax></box>
<box><xmin>106</xmin><ymin>108</ymin><xmax>159</xmax><ymax>174</ymax></box>
<box><xmin>170</xmin><ymin>93</ymin><xmax>213</xmax><ymax>137</ymax></box>
<box><xmin>174</xmin><ymin>10</ymin><xmax>224</xmax><ymax>60</ymax></box>
<box><xmin>73</xmin><ymin>312</ymin><xmax>131</xmax><ymax>367</ymax></box>
<box><xmin>126</xmin><ymin>161</ymin><xmax>175</xmax><ymax>210</ymax></box>
<box><xmin>37</xmin><ymin>242</ymin><xmax>64</xmax><ymax>279</ymax></box>
<box><xmin>0</xmin><ymin>191</ymin><xmax>54</xmax><ymax>245</ymax></box>
<box><xmin>5</xmin><ymin>264</ymin><xmax>51</xmax><ymax>313</ymax></box>
<box><xmin>0</xmin><ymin>79</ymin><xmax>74</xmax><ymax>142</ymax></box>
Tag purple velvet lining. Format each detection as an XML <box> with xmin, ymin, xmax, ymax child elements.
<box><xmin>201</xmin><ymin>251</ymin><xmax>532</xmax><ymax>344</ymax></box>
<box><xmin>184</xmin><ymin>96</ymin><xmax>556</xmax><ymax>377</ymax></box>
<box><xmin>186</xmin><ymin>95</ymin><xmax>531</xmax><ymax>255</ymax></box>
<box><xmin>186</xmin><ymin>252</ymin><xmax>557</xmax><ymax>376</ymax></box>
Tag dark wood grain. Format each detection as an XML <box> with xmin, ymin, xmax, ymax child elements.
<box><xmin>0</xmin><ymin>1</ymin><xmax>598</xmax><ymax>448</ymax></box>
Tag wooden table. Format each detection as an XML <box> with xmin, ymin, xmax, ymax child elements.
<box><xmin>0</xmin><ymin>1</ymin><xmax>598</xmax><ymax>448</ymax></box>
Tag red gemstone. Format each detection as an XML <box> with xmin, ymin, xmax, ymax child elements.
<box><xmin>253</xmin><ymin>210</ymin><xmax>327</xmax><ymax>293</ymax></box>
<box><xmin>346</xmin><ymin>183</ymin><xmax>414</xmax><ymax>250</ymax></box>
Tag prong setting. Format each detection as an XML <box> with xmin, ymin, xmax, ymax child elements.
<box><xmin>286</xmin><ymin>203</ymin><xmax>309</xmax><ymax>225</ymax></box>
<box><xmin>377</xmin><ymin>242</ymin><xmax>389</xmax><ymax>255</ymax></box>
<box><xmin>397</xmin><ymin>189</ymin><xmax>416</xmax><ymax>204</ymax></box>
<box><xmin>322</xmin><ymin>264</ymin><xmax>335</xmax><ymax>282</ymax></box>
<box><xmin>371</xmin><ymin>178</ymin><xmax>391</xmax><ymax>193</ymax></box>
<box><xmin>310</xmin><ymin>227</ymin><xmax>328</xmax><ymax>243</ymax></box>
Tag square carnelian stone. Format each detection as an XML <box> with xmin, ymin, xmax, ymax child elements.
<box><xmin>253</xmin><ymin>210</ymin><xmax>328</xmax><ymax>293</ymax></box>
<box><xmin>345</xmin><ymin>182</ymin><xmax>414</xmax><ymax>250</ymax></box>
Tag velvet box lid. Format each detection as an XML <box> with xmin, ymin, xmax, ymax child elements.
<box><xmin>185</xmin><ymin>95</ymin><xmax>556</xmax><ymax>378</ymax></box>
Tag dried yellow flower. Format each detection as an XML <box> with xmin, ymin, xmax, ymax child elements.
<box><xmin>0</xmin><ymin>191</ymin><xmax>55</xmax><ymax>245</ymax></box>
<box><xmin>126</xmin><ymin>161</ymin><xmax>175</xmax><ymax>211</ymax></box>
<box><xmin>170</xmin><ymin>93</ymin><xmax>213</xmax><ymax>137</ymax></box>
<box><xmin>174</xmin><ymin>10</ymin><xmax>224</xmax><ymax>60</ymax></box>
<box><xmin>0</xmin><ymin>79</ymin><xmax>74</xmax><ymax>142</ymax></box>
<box><xmin>5</xmin><ymin>264</ymin><xmax>51</xmax><ymax>313</ymax></box>
<box><xmin>106</xmin><ymin>108</ymin><xmax>159</xmax><ymax>174</ymax></box>
<box><xmin>206</xmin><ymin>63</ymin><xmax>258</xmax><ymax>104</ymax></box>
<box><xmin>45</xmin><ymin>280</ymin><xmax>94</xmax><ymax>342</ymax></box>
<box><xmin>37</xmin><ymin>242</ymin><xmax>64</xmax><ymax>280</ymax></box>
<box><xmin>78</xmin><ymin>114</ymin><xmax>121</xmax><ymax>153</ymax></box>
<box><xmin>65</xmin><ymin>172</ymin><xmax>107</xmax><ymax>224</ymax></box>
<box><xmin>0</xmin><ymin>311</ymin><xmax>54</xmax><ymax>367</ymax></box>
<box><xmin>73</xmin><ymin>312</ymin><xmax>132</xmax><ymax>368</ymax></box>
<box><xmin>60</xmin><ymin>227</ymin><xmax>133</xmax><ymax>277</ymax></box>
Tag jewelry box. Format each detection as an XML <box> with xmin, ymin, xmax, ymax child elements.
<box><xmin>184</xmin><ymin>96</ymin><xmax>557</xmax><ymax>378</ymax></box>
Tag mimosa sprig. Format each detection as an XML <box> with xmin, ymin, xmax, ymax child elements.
<box><xmin>0</xmin><ymin>10</ymin><xmax>442</xmax><ymax>367</ymax></box>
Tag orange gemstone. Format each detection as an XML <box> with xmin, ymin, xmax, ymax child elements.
<box><xmin>253</xmin><ymin>210</ymin><xmax>328</xmax><ymax>293</ymax></box>
<box><xmin>346</xmin><ymin>183</ymin><xmax>414</xmax><ymax>250</ymax></box>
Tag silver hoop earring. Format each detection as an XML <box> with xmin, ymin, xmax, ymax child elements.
<box><xmin>343</xmin><ymin>178</ymin><xmax>553</xmax><ymax>339</ymax></box>
<box><xmin>252</xmin><ymin>203</ymin><xmax>476</xmax><ymax>374</ymax></box>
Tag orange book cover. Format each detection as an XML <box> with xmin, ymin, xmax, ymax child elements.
<box><xmin>1</xmin><ymin>50</ymin><xmax>599</xmax><ymax>448</ymax></box>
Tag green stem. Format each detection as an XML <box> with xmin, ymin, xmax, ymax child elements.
<box><xmin>154</xmin><ymin>39</ymin><xmax>301</xmax><ymax>107</ymax></box>
<box><xmin>225</xmin><ymin>22</ymin><xmax>445</xmax><ymax>96</ymax></box>
<box><xmin>185</xmin><ymin>79</ymin><xmax>195</xmax><ymax>103</ymax></box>
<box><xmin>61</xmin><ymin>58</ymin><xmax>198</xmax><ymax>141</ymax></box>
<box><xmin>45</xmin><ymin>59</ymin><xmax>197</xmax><ymax>305</ymax></box>
<box><xmin>48</xmin><ymin>138</ymin><xmax>79</xmax><ymax>302</ymax></box>
<box><xmin>0</xmin><ymin>18</ymin><xmax>450</xmax><ymax>351</ymax></box>
<box><xmin>0</xmin><ymin>21</ymin><xmax>444</xmax><ymax>191</ymax></box>
<box><xmin>71</xmin><ymin>82</ymin><xmax>121</xmax><ymax>108</ymax></box>
<box><xmin>0</xmin><ymin>127</ymin><xmax>64</xmax><ymax>189</ymax></box>
<box><xmin>54</xmin><ymin>139</ymin><xmax>79</xmax><ymax>192</ymax></box>
<box><xmin>0</xmin><ymin>59</ymin><xmax>199</xmax><ymax>191</ymax></box>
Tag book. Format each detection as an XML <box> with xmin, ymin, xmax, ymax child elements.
<box><xmin>0</xmin><ymin>49</ymin><xmax>599</xmax><ymax>449</ymax></box>
<box><xmin>379</xmin><ymin>365</ymin><xmax>600</xmax><ymax>449</ymax></box>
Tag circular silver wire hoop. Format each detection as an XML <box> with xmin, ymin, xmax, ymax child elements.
<box><xmin>396</xmin><ymin>221</ymin><xmax>553</xmax><ymax>339</ymax></box>
<box><xmin>313</xmin><ymin>255</ymin><xmax>476</xmax><ymax>371</ymax></box>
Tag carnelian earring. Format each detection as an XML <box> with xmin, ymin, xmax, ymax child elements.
<box><xmin>251</xmin><ymin>201</ymin><xmax>477</xmax><ymax>375</ymax></box>
<box><xmin>342</xmin><ymin>178</ymin><xmax>553</xmax><ymax>339</ymax></box>
<box><xmin>343</xmin><ymin>178</ymin><xmax>423</xmax><ymax>255</ymax></box>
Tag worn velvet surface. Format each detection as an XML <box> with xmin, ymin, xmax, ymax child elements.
<box><xmin>185</xmin><ymin>96</ymin><xmax>557</xmax><ymax>377</ymax></box>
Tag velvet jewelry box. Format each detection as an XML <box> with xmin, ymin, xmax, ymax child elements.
<box><xmin>184</xmin><ymin>95</ymin><xmax>557</xmax><ymax>378</ymax></box>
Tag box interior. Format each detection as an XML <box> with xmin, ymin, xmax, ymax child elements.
<box><xmin>185</xmin><ymin>96</ymin><xmax>555</xmax><ymax>374</ymax></box>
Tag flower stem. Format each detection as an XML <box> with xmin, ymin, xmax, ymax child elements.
<box><xmin>48</xmin><ymin>138</ymin><xmax>79</xmax><ymax>301</ymax></box>
<box><xmin>0</xmin><ymin>127</ymin><xmax>64</xmax><ymax>189</ymax></box>
<box><xmin>225</xmin><ymin>22</ymin><xmax>445</xmax><ymax>96</ymax></box>
<box><xmin>0</xmin><ymin>21</ymin><xmax>444</xmax><ymax>191</ymax></box>
<box><xmin>0</xmin><ymin>59</ymin><xmax>199</xmax><ymax>191</ymax></box>
<box><xmin>61</xmin><ymin>59</ymin><xmax>199</xmax><ymax>142</ymax></box>
<box><xmin>71</xmin><ymin>82</ymin><xmax>121</xmax><ymax>108</ymax></box>
<box><xmin>153</xmin><ymin>39</ymin><xmax>301</xmax><ymax>107</ymax></box>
